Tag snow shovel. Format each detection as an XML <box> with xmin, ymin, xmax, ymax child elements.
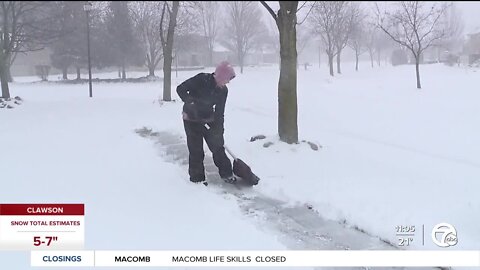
<box><xmin>224</xmin><ymin>146</ymin><xmax>260</xmax><ymax>186</ymax></box>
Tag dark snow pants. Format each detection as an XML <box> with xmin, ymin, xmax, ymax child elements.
<box><xmin>183</xmin><ymin>120</ymin><xmax>232</xmax><ymax>181</ymax></box>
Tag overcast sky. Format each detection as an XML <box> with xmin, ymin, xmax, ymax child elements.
<box><xmin>456</xmin><ymin>1</ymin><xmax>480</xmax><ymax>33</ymax></box>
<box><xmin>260</xmin><ymin>2</ymin><xmax>480</xmax><ymax>34</ymax></box>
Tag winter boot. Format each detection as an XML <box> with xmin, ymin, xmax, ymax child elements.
<box><xmin>221</xmin><ymin>175</ymin><xmax>237</xmax><ymax>184</ymax></box>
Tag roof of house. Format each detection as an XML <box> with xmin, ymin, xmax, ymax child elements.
<box><xmin>213</xmin><ymin>43</ymin><xmax>230</xmax><ymax>53</ymax></box>
<box><xmin>467</xmin><ymin>27</ymin><xmax>480</xmax><ymax>37</ymax></box>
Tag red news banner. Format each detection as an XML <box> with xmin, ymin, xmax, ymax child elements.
<box><xmin>0</xmin><ymin>204</ymin><xmax>84</xmax><ymax>250</ymax></box>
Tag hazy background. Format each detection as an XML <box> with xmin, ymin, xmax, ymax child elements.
<box><xmin>456</xmin><ymin>1</ymin><xmax>480</xmax><ymax>33</ymax></box>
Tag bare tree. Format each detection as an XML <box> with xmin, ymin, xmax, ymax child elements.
<box><xmin>0</xmin><ymin>2</ymin><xmax>60</xmax><ymax>98</ymax></box>
<box><xmin>348</xmin><ymin>8</ymin><xmax>368</xmax><ymax>71</ymax></box>
<box><xmin>309</xmin><ymin>1</ymin><xmax>345</xmax><ymax>76</ymax></box>
<box><xmin>222</xmin><ymin>1</ymin><xmax>267</xmax><ymax>74</ymax></box>
<box><xmin>374</xmin><ymin>27</ymin><xmax>393</xmax><ymax>67</ymax></box>
<box><xmin>376</xmin><ymin>1</ymin><xmax>450</xmax><ymax>89</ymax></box>
<box><xmin>296</xmin><ymin>24</ymin><xmax>312</xmax><ymax>67</ymax></box>
<box><xmin>194</xmin><ymin>1</ymin><xmax>218</xmax><ymax>67</ymax></box>
<box><xmin>130</xmin><ymin>2</ymin><xmax>164</xmax><ymax>77</ymax></box>
<box><xmin>363</xmin><ymin>22</ymin><xmax>393</xmax><ymax>68</ymax></box>
<box><xmin>173</xmin><ymin>2</ymin><xmax>202</xmax><ymax>72</ymax></box>
<box><xmin>260</xmin><ymin>1</ymin><xmax>299</xmax><ymax>144</ymax></box>
<box><xmin>296</xmin><ymin>2</ymin><xmax>315</xmax><ymax>65</ymax></box>
<box><xmin>365</xmin><ymin>24</ymin><xmax>379</xmax><ymax>68</ymax></box>
<box><xmin>332</xmin><ymin>2</ymin><xmax>358</xmax><ymax>74</ymax></box>
<box><xmin>160</xmin><ymin>1</ymin><xmax>180</xmax><ymax>101</ymax></box>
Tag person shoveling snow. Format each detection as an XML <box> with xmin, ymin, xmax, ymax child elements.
<box><xmin>176</xmin><ymin>61</ymin><xmax>238</xmax><ymax>185</ymax></box>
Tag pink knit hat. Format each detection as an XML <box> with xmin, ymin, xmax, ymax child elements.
<box><xmin>214</xmin><ymin>61</ymin><xmax>236</xmax><ymax>86</ymax></box>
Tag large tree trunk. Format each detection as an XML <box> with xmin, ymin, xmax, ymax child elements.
<box><xmin>415</xmin><ymin>58</ymin><xmax>421</xmax><ymax>89</ymax></box>
<box><xmin>328</xmin><ymin>54</ymin><xmax>334</xmax><ymax>76</ymax></box>
<box><xmin>377</xmin><ymin>49</ymin><xmax>381</xmax><ymax>66</ymax></box>
<box><xmin>163</xmin><ymin>52</ymin><xmax>173</xmax><ymax>101</ymax></box>
<box><xmin>208</xmin><ymin>48</ymin><xmax>213</xmax><ymax>67</ymax></box>
<box><xmin>148</xmin><ymin>65</ymin><xmax>155</xmax><ymax>77</ymax></box>
<box><xmin>237</xmin><ymin>49</ymin><xmax>245</xmax><ymax>74</ymax></box>
<box><xmin>175</xmin><ymin>54</ymin><xmax>178</xmax><ymax>78</ymax></box>
<box><xmin>238</xmin><ymin>51</ymin><xmax>244</xmax><ymax>74</ymax></box>
<box><xmin>121</xmin><ymin>63</ymin><xmax>126</xmax><ymax>80</ymax></box>
<box><xmin>162</xmin><ymin>1</ymin><xmax>179</xmax><ymax>102</ymax></box>
<box><xmin>318</xmin><ymin>48</ymin><xmax>321</xmax><ymax>69</ymax></box>
<box><xmin>276</xmin><ymin>2</ymin><xmax>298</xmax><ymax>144</ymax></box>
<box><xmin>6</xmin><ymin>65</ymin><xmax>13</xmax><ymax>82</ymax></box>
<box><xmin>355</xmin><ymin>51</ymin><xmax>359</xmax><ymax>71</ymax></box>
<box><xmin>369</xmin><ymin>50</ymin><xmax>374</xmax><ymax>68</ymax></box>
<box><xmin>336</xmin><ymin>52</ymin><xmax>341</xmax><ymax>74</ymax></box>
<box><xmin>0</xmin><ymin>63</ymin><xmax>10</xmax><ymax>99</ymax></box>
<box><xmin>4</xmin><ymin>54</ymin><xmax>13</xmax><ymax>82</ymax></box>
<box><xmin>62</xmin><ymin>67</ymin><xmax>68</xmax><ymax>80</ymax></box>
<box><xmin>147</xmin><ymin>48</ymin><xmax>157</xmax><ymax>77</ymax></box>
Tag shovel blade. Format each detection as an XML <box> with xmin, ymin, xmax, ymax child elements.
<box><xmin>233</xmin><ymin>158</ymin><xmax>260</xmax><ymax>185</ymax></box>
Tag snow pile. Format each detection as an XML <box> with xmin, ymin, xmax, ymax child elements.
<box><xmin>248</xmin><ymin>134</ymin><xmax>321</xmax><ymax>151</ymax></box>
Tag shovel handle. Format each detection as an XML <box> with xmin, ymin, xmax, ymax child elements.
<box><xmin>224</xmin><ymin>146</ymin><xmax>237</xmax><ymax>160</ymax></box>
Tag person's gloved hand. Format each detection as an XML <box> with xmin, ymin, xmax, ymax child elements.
<box><xmin>184</xmin><ymin>96</ymin><xmax>194</xmax><ymax>104</ymax></box>
<box><xmin>206</xmin><ymin>118</ymin><xmax>224</xmax><ymax>133</ymax></box>
<box><xmin>183</xmin><ymin>97</ymin><xmax>198</xmax><ymax>120</ymax></box>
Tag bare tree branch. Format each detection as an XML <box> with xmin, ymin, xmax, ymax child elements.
<box><xmin>260</xmin><ymin>1</ymin><xmax>277</xmax><ymax>22</ymax></box>
<box><xmin>222</xmin><ymin>1</ymin><xmax>267</xmax><ymax>73</ymax></box>
<box><xmin>297</xmin><ymin>1</ymin><xmax>315</xmax><ymax>25</ymax></box>
<box><xmin>297</xmin><ymin>1</ymin><xmax>308</xmax><ymax>12</ymax></box>
<box><xmin>376</xmin><ymin>1</ymin><xmax>451</xmax><ymax>88</ymax></box>
<box><xmin>159</xmin><ymin>1</ymin><xmax>167</xmax><ymax>49</ymax></box>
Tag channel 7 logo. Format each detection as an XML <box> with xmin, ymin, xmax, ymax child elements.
<box><xmin>431</xmin><ymin>223</ymin><xmax>458</xmax><ymax>247</ymax></box>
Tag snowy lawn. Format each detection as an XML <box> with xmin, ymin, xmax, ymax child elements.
<box><xmin>0</xmin><ymin>63</ymin><xmax>479</xmax><ymax>268</ymax></box>
<box><xmin>0</xmin><ymin>75</ymin><xmax>287</xmax><ymax>269</ymax></box>
<box><xmin>226</xmin><ymin>63</ymin><xmax>480</xmax><ymax>251</ymax></box>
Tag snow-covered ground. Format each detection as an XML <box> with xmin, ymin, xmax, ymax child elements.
<box><xmin>1</xmin><ymin>63</ymin><xmax>479</xmax><ymax>268</ymax></box>
<box><xmin>237</xmin><ymin>63</ymin><xmax>480</xmax><ymax>251</ymax></box>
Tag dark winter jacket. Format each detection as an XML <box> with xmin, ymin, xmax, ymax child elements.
<box><xmin>176</xmin><ymin>73</ymin><xmax>228</xmax><ymax>124</ymax></box>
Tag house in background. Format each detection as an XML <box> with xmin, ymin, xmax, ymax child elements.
<box><xmin>11</xmin><ymin>49</ymin><xmax>53</xmax><ymax>77</ymax></box>
<box><xmin>174</xmin><ymin>34</ymin><xmax>236</xmax><ymax>68</ymax></box>
<box><xmin>212</xmin><ymin>43</ymin><xmax>235</xmax><ymax>66</ymax></box>
<box><xmin>463</xmin><ymin>30</ymin><xmax>480</xmax><ymax>64</ymax></box>
<box><xmin>13</xmin><ymin>33</ymin><xmax>280</xmax><ymax>77</ymax></box>
<box><xmin>210</xmin><ymin>42</ymin><xmax>278</xmax><ymax>67</ymax></box>
<box><xmin>174</xmin><ymin>34</ymin><xmax>278</xmax><ymax>69</ymax></box>
<box><xmin>173</xmin><ymin>34</ymin><xmax>208</xmax><ymax>68</ymax></box>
